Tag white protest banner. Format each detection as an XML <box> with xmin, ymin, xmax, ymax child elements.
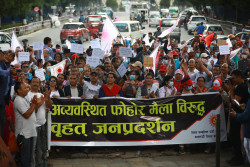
<box><xmin>219</xmin><ymin>45</ymin><xmax>230</xmax><ymax>55</ymax></box>
<box><xmin>18</xmin><ymin>52</ymin><xmax>30</xmax><ymax>62</ymax></box>
<box><xmin>51</xmin><ymin>60</ymin><xmax>66</xmax><ymax>77</ymax></box>
<box><xmin>35</xmin><ymin>69</ymin><xmax>45</xmax><ymax>81</ymax></box>
<box><xmin>90</xmin><ymin>40</ymin><xmax>101</xmax><ymax>48</ymax></box>
<box><xmin>11</xmin><ymin>31</ymin><xmax>23</xmax><ymax>51</ymax></box>
<box><xmin>119</xmin><ymin>47</ymin><xmax>132</xmax><ymax>57</ymax></box>
<box><xmin>117</xmin><ymin>63</ymin><xmax>127</xmax><ymax>77</ymax></box>
<box><xmin>70</xmin><ymin>43</ymin><xmax>84</xmax><ymax>54</ymax></box>
<box><xmin>92</xmin><ymin>48</ymin><xmax>105</xmax><ymax>59</ymax></box>
<box><xmin>149</xmin><ymin>46</ymin><xmax>160</xmax><ymax>74</ymax></box>
<box><xmin>178</xmin><ymin>42</ymin><xmax>188</xmax><ymax>50</ymax></box>
<box><xmin>230</xmin><ymin>48</ymin><xmax>242</xmax><ymax>59</ymax></box>
<box><xmin>158</xmin><ymin>27</ymin><xmax>174</xmax><ymax>38</ymax></box>
<box><xmin>143</xmin><ymin>34</ymin><xmax>150</xmax><ymax>46</ymax></box>
<box><xmin>86</xmin><ymin>57</ymin><xmax>100</xmax><ymax>68</ymax></box>
<box><xmin>32</xmin><ymin>42</ymin><xmax>44</xmax><ymax>50</ymax></box>
<box><xmin>154</xmin><ymin>42</ymin><xmax>161</xmax><ymax>48</ymax></box>
<box><xmin>101</xmin><ymin>17</ymin><xmax>119</xmax><ymax>53</ymax></box>
<box><xmin>226</xmin><ymin>38</ymin><xmax>232</xmax><ymax>48</ymax></box>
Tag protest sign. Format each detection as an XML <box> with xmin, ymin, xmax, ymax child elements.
<box><xmin>86</xmin><ymin>56</ymin><xmax>100</xmax><ymax>68</ymax></box>
<box><xmin>117</xmin><ymin>63</ymin><xmax>127</xmax><ymax>77</ymax></box>
<box><xmin>70</xmin><ymin>43</ymin><xmax>84</xmax><ymax>54</ymax></box>
<box><xmin>217</xmin><ymin>39</ymin><xmax>227</xmax><ymax>46</ymax></box>
<box><xmin>48</xmin><ymin>93</ymin><xmax>227</xmax><ymax>147</ymax></box>
<box><xmin>18</xmin><ymin>52</ymin><xmax>30</xmax><ymax>62</ymax></box>
<box><xmin>32</xmin><ymin>42</ymin><xmax>44</xmax><ymax>50</ymax></box>
<box><xmin>143</xmin><ymin>57</ymin><xmax>153</xmax><ymax>67</ymax></box>
<box><xmin>35</xmin><ymin>69</ymin><xmax>45</xmax><ymax>81</ymax></box>
<box><xmin>90</xmin><ymin>40</ymin><xmax>101</xmax><ymax>48</ymax></box>
<box><xmin>219</xmin><ymin>45</ymin><xmax>230</xmax><ymax>55</ymax></box>
<box><xmin>92</xmin><ymin>48</ymin><xmax>105</xmax><ymax>59</ymax></box>
<box><xmin>119</xmin><ymin>47</ymin><xmax>132</xmax><ymax>57</ymax></box>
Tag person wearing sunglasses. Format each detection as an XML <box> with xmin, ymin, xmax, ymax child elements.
<box><xmin>48</xmin><ymin>76</ymin><xmax>60</xmax><ymax>98</ymax></box>
<box><xmin>21</xmin><ymin>62</ymin><xmax>33</xmax><ymax>80</ymax></box>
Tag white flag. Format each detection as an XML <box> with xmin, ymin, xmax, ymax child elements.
<box><xmin>143</xmin><ymin>34</ymin><xmax>150</xmax><ymax>46</ymax></box>
<box><xmin>226</xmin><ymin>38</ymin><xmax>232</xmax><ymax>48</ymax></box>
<box><xmin>230</xmin><ymin>48</ymin><xmax>242</xmax><ymax>60</ymax></box>
<box><xmin>11</xmin><ymin>31</ymin><xmax>23</xmax><ymax>51</ymax></box>
<box><xmin>149</xmin><ymin>46</ymin><xmax>160</xmax><ymax>74</ymax></box>
<box><xmin>158</xmin><ymin>16</ymin><xmax>180</xmax><ymax>38</ymax></box>
<box><xmin>66</xmin><ymin>40</ymin><xmax>71</xmax><ymax>49</ymax></box>
<box><xmin>101</xmin><ymin>17</ymin><xmax>119</xmax><ymax>53</ymax></box>
<box><xmin>178</xmin><ymin>42</ymin><xmax>188</xmax><ymax>50</ymax></box>
<box><xmin>50</xmin><ymin>60</ymin><xmax>66</xmax><ymax>77</ymax></box>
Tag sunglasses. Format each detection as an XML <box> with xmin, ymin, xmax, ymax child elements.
<box><xmin>22</xmin><ymin>66</ymin><xmax>29</xmax><ymax>68</ymax></box>
<box><xmin>50</xmin><ymin>80</ymin><xmax>56</xmax><ymax>82</ymax></box>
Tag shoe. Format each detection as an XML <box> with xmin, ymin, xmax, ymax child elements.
<box><xmin>178</xmin><ymin>149</ymin><xmax>186</xmax><ymax>155</ymax></box>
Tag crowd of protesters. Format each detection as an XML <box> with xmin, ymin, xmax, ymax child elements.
<box><xmin>0</xmin><ymin>27</ymin><xmax>250</xmax><ymax>167</ymax></box>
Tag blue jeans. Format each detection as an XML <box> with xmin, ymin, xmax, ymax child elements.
<box><xmin>36</xmin><ymin>124</ymin><xmax>48</xmax><ymax>167</ymax></box>
<box><xmin>17</xmin><ymin>135</ymin><xmax>34</xmax><ymax>167</ymax></box>
<box><xmin>0</xmin><ymin>105</ymin><xmax>6</xmax><ymax>138</ymax></box>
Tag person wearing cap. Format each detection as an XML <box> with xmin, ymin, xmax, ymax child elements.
<box><xmin>229</xmin><ymin>34</ymin><xmax>237</xmax><ymax>46</ymax></box>
<box><xmin>71</xmin><ymin>54</ymin><xmax>79</xmax><ymax>65</ymax></box>
<box><xmin>22</xmin><ymin>39</ymin><xmax>29</xmax><ymax>52</ymax></box>
<box><xmin>159</xmin><ymin>75</ymin><xmax>177</xmax><ymax>98</ymax></box>
<box><xmin>208</xmin><ymin>47</ymin><xmax>219</xmax><ymax>69</ymax></box>
<box><xmin>132</xmin><ymin>61</ymin><xmax>144</xmax><ymax>81</ymax></box>
<box><xmin>155</xmin><ymin>65</ymin><xmax>167</xmax><ymax>86</ymax></box>
<box><xmin>68</xmin><ymin>36</ymin><xmax>76</xmax><ymax>43</ymax></box>
<box><xmin>79</xmin><ymin>71</ymin><xmax>101</xmax><ymax>99</ymax></box>
<box><xmin>171</xmin><ymin>50</ymin><xmax>181</xmax><ymax>69</ymax></box>
<box><xmin>235</xmin><ymin>35</ymin><xmax>243</xmax><ymax>47</ymax></box>
<box><xmin>178</xmin><ymin>77</ymin><xmax>195</xmax><ymax>95</ymax></box>
<box><xmin>136</xmin><ymin>72</ymin><xmax>159</xmax><ymax>99</ymax></box>
<box><xmin>200</xmin><ymin>53</ymin><xmax>210</xmax><ymax>66</ymax></box>
<box><xmin>190</xmin><ymin>58</ymin><xmax>212</xmax><ymax>88</ymax></box>
<box><xmin>98</xmin><ymin>72</ymin><xmax>123</xmax><ymax>98</ymax></box>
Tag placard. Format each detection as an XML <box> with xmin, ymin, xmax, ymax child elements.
<box><xmin>18</xmin><ymin>52</ymin><xmax>30</xmax><ymax>62</ymax></box>
<box><xmin>92</xmin><ymin>48</ymin><xmax>105</xmax><ymax>59</ymax></box>
<box><xmin>143</xmin><ymin>57</ymin><xmax>153</xmax><ymax>67</ymax></box>
<box><xmin>86</xmin><ymin>56</ymin><xmax>100</xmax><ymax>68</ymax></box>
<box><xmin>32</xmin><ymin>42</ymin><xmax>44</xmax><ymax>50</ymax></box>
<box><xmin>119</xmin><ymin>47</ymin><xmax>132</xmax><ymax>57</ymax></box>
<box><xmin>117</xmin><ymin>63</ymin><xmax>127</xmax><ymax>77</ymax></box>
<box><xmin>90</xmin><ymin>40</ymin><xmax>101</xmax><ymax>48</ymax></box>
<box><xmin>35</xmin><ymin>69</ymin><xmax>45</xmax><ymax>81</ymax></box>
<box><xmin>217</xmin><ymin>39</ymin><xmax>227</xmax><ymax>46</ymax></box>
<box><xmin>219</xmin><ymin>45</ymin><xmax>230</xmax><ymax>55</ymax></box>
<box><xmin>70</xmin><ymin>43</ymin><xmax>84</xmax><ymax>54</ymax></box>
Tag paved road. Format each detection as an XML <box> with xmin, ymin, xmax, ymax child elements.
<box><xmin>17</xmin><ymin>12</ymin><xmax>194</xmax><ymax>50</ymax></box>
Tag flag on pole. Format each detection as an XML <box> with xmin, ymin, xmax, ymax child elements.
<box><xmin>50</xmin><ymin>60</ymin><xmax>66</xmax><ymax>77</ymax></box>
<box><xmin>205</xmin><ymin>32</ymin><xmax>215</xmax><ymax>47</ymax></box>
<box><xmin>149</xmin><ymin>46</ymin><xmax>160</xmax><ymax>74</ymax></box>
<box><xmin>230</xmin><ymin>48</ymin><xmax>242</xmax><ymax>60</ymax></box>
<box><xmin>101</xmin><ymin>17</ymin><xmax>119</xmax><ymax>53</ymax></box>
<box><xmin>143</xmin><ymin>34</ymin><xmax>150</xmax><ymax>46</ymax></box>
<box><xmin>158</xmin><ymin>16</ymin><xmax>180</xmax><ymax>38</ymax></box>
<box><xmin>178</xmin><ymin>42</ymin><xmax>188</xmax><ymax>50</ymax></box>
<box><xmin>226</xmin><ymin>38</ymin><xmax>232</xmax><ymax>48</ymax></box>
<box><xmin>11</xmin><ymin>31</ymin><xmax>23</xmax><ymax>51</ymax></box>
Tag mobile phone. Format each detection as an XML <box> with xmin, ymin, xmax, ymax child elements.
<box><xmin>233</xmin><ymin>99</ymin><xmax>240</xmax><ymax>106</ymax></box>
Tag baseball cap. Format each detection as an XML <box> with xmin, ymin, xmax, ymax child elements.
<box><xmin>212</xmin><ymin>78</ymin><xmax>222</xmax><ymax>90</ymax></box>
<box><xmin>229</xmin><ymin>34</ymin><xmax>235</xmax><ymax>39</ymax></box>
<box><xmin>132</xmin><ymin>61</ymin><xmax>142</xmax><ymax>68</ymax></box>
<box><xmin>175</xmin><ymin>69</ymin><xmax>184</xmax><ymax>76</ymax></box>
<box><xmin>171</xmin><ymin>50</ymin><xmax>178</xmax><ymax>55</ymax></box>
<box><xmin>104</xmin><ymin>53</ymin><xmax>111</xmax><ymax>58</ymax></box>
<box><xmin>71</xmin><ymin>54</ymin><xmax>79</xmax><ymax>60</ymax></box>
<box><xmin>201</xmin><ymin>53</ymin><xmax>209</xmax><ymax>58</ymax></box>
<box><xmin>22</xmin><ymin>39</ymin><xmax>28</xmax><ymax>42</ymax></box>
<box><xmin>159</xmin><ymin>65</ymin><xmax>167</xmax><ymax>72</ymax></box>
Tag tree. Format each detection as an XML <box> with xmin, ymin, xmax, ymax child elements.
<box><xmin>106</xmin><ymin>0</ymin><xmax>118</xmax><ymax>11</ymax></box>
<box><xmin>160</xmin><ymin>0</ymin><xmax>170</xmax><ymax>8</ymax></box>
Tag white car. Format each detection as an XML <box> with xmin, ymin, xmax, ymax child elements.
<box><xmin>235</xmin><ymin>31</ymin><xmax>250</xmax><ymax>44</ymax></box>
<box><xmin>0</xmin><ymin>32</ymin><xmax>11</xmax><ymax>51</ymax></box>
<box><xmin>187</xmin><ymin>15</ymin><xmax>207</xmax><ymax>35</ymax></box>
<box><xmin>148</xmin><ymin>14</ymin><xmax>161</xmax><ymax>27</ymax></box>
<box><xmin>114</xmin><ymin>21</ymin><xmax>144</xmax><ymax>41</ymax></box>
<box><xmin>203</xmin><ymin>24</ymin><xmax>224</xmax><ymax>36</ymax></box>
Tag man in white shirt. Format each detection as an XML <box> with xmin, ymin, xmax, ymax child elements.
<box><xmin>26</xmin><ymin>77</ymin><xmax>52</xmax><ymax>167</ymax></box>
<box><xmin>14</xmin><ymin>82</ymin><xmax>38</xmax><ymax>167</ymax></box>
<box><xmin>187</xmin><ymin>59</ymin><xmax>199</xmax><ymax>76</ymax></box>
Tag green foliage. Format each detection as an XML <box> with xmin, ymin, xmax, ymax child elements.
<box><xmin>106</xmin><ymin>0</ymin><xmax>118</xmax><ymax>11</ymax></box>
<box><xmin>160</xmin><ymin>0</ymin><xmax>170</xmax><ymax>8</ymax></box>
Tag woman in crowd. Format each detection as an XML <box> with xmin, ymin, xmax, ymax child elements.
<box><xmin>122</xmin><ymin>70</ymin><xmax>142</xmax><ymax>98</ymax></box>
<box><xmin>99</xmin><ymin>72</ymin><xmax>123</xmax><ymax>97</ymax></box>
<box><xmin>43</xmin><ymin>62</ymin><xmax>51</xmax><ymax>81</ymax></box>
<box><xmin>159</xmin><ymin>75</ymin><xmax>177</xmax><ymax>97</ymax></box>
<box><xmin>194</xmin><ymin>76</ymin><xmax>208</xmax><ymax>93</ymax></box>
<box><xmin>54</xmin><ymin>52</ymin><xmax>63</xmax><ymax>63</ymax></box>
<box><xmin>136</xmin><ymin>72</ymin><xmax>159</xmax><ymax>99</ymax></box>
<box><xmin>48</xmin><ymin>76</ymin><xmax>60</xmax><ymax>98</ymax></box>
<box><xmin>178</xmin><ymin>77</ymin><xmax>195</xmax><ymax>94</ymax></box>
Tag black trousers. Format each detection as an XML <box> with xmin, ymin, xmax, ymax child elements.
<box><xmin>230</xmin><ymin>118</ymin><xmax>243</xmax><ymax>159</ymax></box>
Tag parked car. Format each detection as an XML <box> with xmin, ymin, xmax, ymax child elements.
<box><xmin>235</xmin><ymin>31</ymin><xmax>250</xmax><ymax>44</ymax></box>
<box><xmin>160</xmin><ymin>9</ymin><xmax>169</xmax><ymax>17</ymax></box>
<box><xmin>161</xmin><ymin>18</ymin><xmax>181</xmax><ymax>43</ymax></box>
<box><xmin>148</xmin><ymin>14</ymin><xmax>161</xmax><ymax>27</ymax></box>
<box><xmin>114</xmin><ymin>21</ymin><xmax>144</xmax><ymax>41</ymax></box>
<box><xmin>187</xmin><ymin>15</ymin><xmax>207</xmax><ymax>35</ymax></box>
<box><xmin>0</xmin><ymin>32</ymin><xmax>11</xmax><ymax>51</ymax></box>
<box><xmin>85</xmin><ymin>15</ymin><xmax>104</xmax><ymax>36</ymax></box>
<box><xmin>203</xmin><ymin>24</ymin><xmax>224</xmax><ymax>35</ymax></box>
<box><xmin>60</xmin><ymin>22</ymin><xmax>89</xmax><ymax>44</ymax></box>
